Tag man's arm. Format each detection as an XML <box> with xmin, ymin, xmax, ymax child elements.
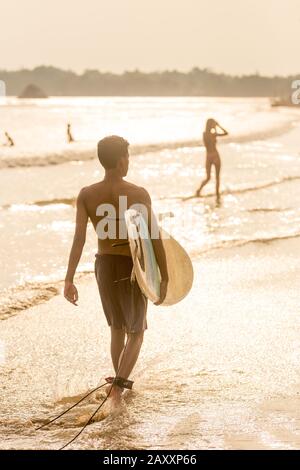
<box><xmin>64</xmin><ymin>189</ymin><xmax>88</xmax><ymax>305</ymax></box>
<box><xmin>139</xmin><ymin>188</ymin><xmax>169</xmax><ymax>305</ymax></box>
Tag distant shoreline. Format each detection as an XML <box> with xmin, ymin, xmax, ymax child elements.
<box><xmin>1</xmin><ymin>66</ymin><xmax>299</xmax><ymax>97</ymax></box>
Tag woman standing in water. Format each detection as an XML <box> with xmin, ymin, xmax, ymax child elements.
<box><xmin>196</xmin><ymin>118</ymin><xmax>228</xmax><ymax>200</ymax></box>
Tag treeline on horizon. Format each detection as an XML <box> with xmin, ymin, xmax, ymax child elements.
<box><xmin>0</xmin><ymin>66</ymin><xmax>297</xmax><ymax>97</ymax></box>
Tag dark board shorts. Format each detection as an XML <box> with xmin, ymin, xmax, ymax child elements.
<box><xmin>94</xmin><ymin>254</ymin><xmax>148</xmax><ymax>333</ymax></box>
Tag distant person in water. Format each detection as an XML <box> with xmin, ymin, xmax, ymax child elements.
<box><xmin>67</xmin><ymin>123</ymin><xmax>74</xmax><ymax>143</ymax></box>
<box><xmin>195</xmin><ymin>119</ymin><xmax>228</xmax><ymax>200</ymax></box>
<box><xmin>4</xmin><ymin>132</ymin><xmax>14</xmax><ymax>147</ymax></box>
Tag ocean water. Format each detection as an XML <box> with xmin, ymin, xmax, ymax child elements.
<box><xmin>0</xmin><ymin>97</ymin><xmax>299</xmax><ymax>317</ymax></box>
<box><xmin>1</xmin><ymin>243</ymin><xmax>300</xmax><ymax>450</ymax></box>
<box><xmin>1</xmin><ymin>97</ymin><xmax>300</xmax><ymax>449</ymax></box>
<box><xmin>0</xmin><ymin>96</ymin><xmax>294</xmax><ymax>167</ymax></box>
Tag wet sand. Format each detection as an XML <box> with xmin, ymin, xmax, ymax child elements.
<box><xmin>1</xmin><ymin>237</ymin><xmax>300</xmax><ymax>450</ymax></box>
<box><xmin>1</xmin><ymin>97</ymin><xmax>300</xmax><ymax>450</ymax></box>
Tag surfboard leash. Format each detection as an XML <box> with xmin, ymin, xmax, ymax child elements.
<box><xmin>35</xmin><ymin>336</ymin><xmax>130</xmax><ymax>449</ymax></box>
<box><xmin>36</xmin><ymin>337</ymin><xmax>130</xmax><ymax>448</ymax></box>
<box><xmin>58</xmin><ymin>336</ymin><xmax>130</xmax><ymax>450</ymax></box>
<box><xmin>35</xmin><ymin>382</ymin><xmax>108</xmax><ymax>431</ymax></box>
<box><xmin>58</xmin><ymin>380</ymin><xmax>114</xmax><ymax>450</ymax></box>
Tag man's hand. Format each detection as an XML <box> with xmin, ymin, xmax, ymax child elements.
<box><xmin>64</xmin><ymin>189</ymin><xmax>88</xmax><ymax>301</ymax></box>
<box><xmin>64</xmin><ymin>280</ymin><xmax>78</xmax><ymax>306</ymax></box>
<box><xmin>154</xmin><ymin>279</ymin><xmax>168</xmax><ymax>306</ymax></box>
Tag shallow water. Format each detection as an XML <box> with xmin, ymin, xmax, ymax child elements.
<box><xmin>0</xmin><ymin>96</ymin><xmax>294</xmax><ymax>168</ymax></box>
<box><xmin>0</xmin><ymin>97</ymin><xmax>300</xmax><ymax>449</ymax></box>
<box><xmin>0</xmin><ymin>112</ymin><xmax>300</xmax><ymax>302</ymax></box>
<box><xmin>1</xmin><ymin>240</ymin><xmax>300</xmax><ymax>450</ymax></box>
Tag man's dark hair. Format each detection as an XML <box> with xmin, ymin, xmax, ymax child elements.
<box><xmin>97</xmin><ymin>135</ymin><xmax>129</xmax><ymax>169</ymax></box>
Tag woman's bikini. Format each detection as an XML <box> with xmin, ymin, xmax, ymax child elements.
<box><xmin>203</xmin><ymin>132</ymin><xmax>220</xmax><ymax>165</ymax></box>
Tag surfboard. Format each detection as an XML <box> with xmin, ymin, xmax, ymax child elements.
<box><xmin>125</xmin><ymin>209</ymin><xmax>193</xmax><ymax>306</ymax></box>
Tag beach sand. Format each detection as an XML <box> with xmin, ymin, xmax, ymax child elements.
<box><xmin>1</xmin><ymin>236</ymin><xmax>300</xmax><ymax>450</ymax></box>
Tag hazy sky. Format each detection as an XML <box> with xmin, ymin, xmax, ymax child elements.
<box><xmin>1</xmin><ymin>0</ymin><xmax>299</xmax><ymax>76</ymax></box>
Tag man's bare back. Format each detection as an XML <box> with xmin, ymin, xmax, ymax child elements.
<box><xmin>80</xmin><ymin>178</ymin><xmax>151</xmax><ymax>257</ymax></box>
<box><xmin>65</xmin><ymin>135</ymin><xmax>168</xmax><ymax>306</ymax></box>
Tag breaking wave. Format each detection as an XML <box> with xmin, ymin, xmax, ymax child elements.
<box><xmin>192</xmin><ymin>231</ymin><xmax>300</xmax><ymax>257</ymax></box>
<box><xmin>162</xmin><ymin>175</ymin><xmax>300</xmax><ymax>202</ymax></box>
<box><xmin>0</xmin><ymin>120</ymin><xmax>294</xmax><ymax>169</ymax></box>
<box><xmin>0</xmin><ymin>272</ymin><xmax>92</xmax><ymax>321</ymax></box>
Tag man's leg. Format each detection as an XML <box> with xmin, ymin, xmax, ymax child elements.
<box><xmin>117</xmin><ymin>331</ymin><xmax>144</xmax><ymax>379</ymax></box>
<box><xmin>110</xmin><ymin>327</ymin><xmax>126</xmax><ymax>373</ymax></box>
<box><xmin>109</xmin><ymin>331</ymin><xmax>144</xmax><ymax>401</ymax></box>
<box><xmin>105</xmin><ymin>327</ymin><xmax>125</xmax><ymax>397</ymax></box>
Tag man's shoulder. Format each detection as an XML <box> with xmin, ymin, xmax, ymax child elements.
<box><xmin>77</xmin><ymin>180</ymin><xmax>151</xmax><ymax>205</ymax></box>
<box><xmin>77</xmin><ymin>182</ymin><xmax>103</xmax><ymax>203</ymax></box>
<box><xmin>125</xmin><ymin>180</ymin><xmax>147</xmax><ymax>192</ymax></box>
<box><xmin>79</xmin><ymin>182</ymin><xmax>102</xmax><ymax>194</ymax></box>
<box><xmin>125</xmin><ymin>181</ymin><xmax>150</xmax><ymax>200</ymax></box>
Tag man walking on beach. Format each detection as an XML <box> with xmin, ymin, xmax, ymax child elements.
<box><xmin>64</xmin><ymin>136</ymin><xmax>168</xmax><ymax>405</ymax></box>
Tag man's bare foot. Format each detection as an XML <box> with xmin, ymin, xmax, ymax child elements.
<box><xmin>195</xmin><ymin>189</ymin><xmax>201</xmax><ymax>197</ymax></box>
<box><xmin>107</xmin><ymin>386</ymin><xmax>123</xmax><ymax>408</ymax></box>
